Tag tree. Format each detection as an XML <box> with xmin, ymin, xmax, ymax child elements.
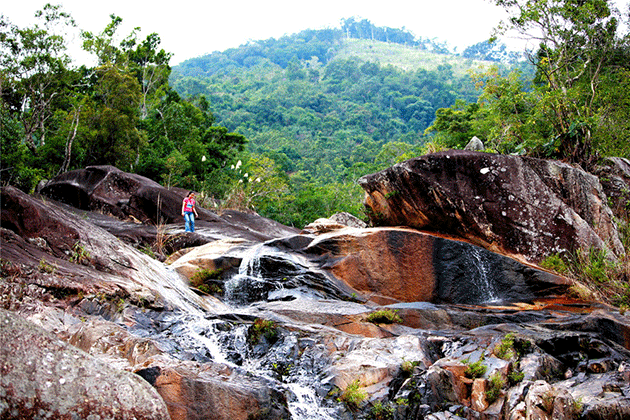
<box><xmin>492</xmin><ymin>0</ymin><xmax>627</xmax><ymax>167</ymax></box>
<box><xmin>121</xmin><ymin>31</ymin><xmax>172</xmax><ymax>119</ymax></box>
<box><xmin>81</xmin><ymin>63</ymin><xmax>145</xmax><ymax>169</ymax></box>
<box><xmin>0</xmin><ymin>4</ymin><xmax>76</xmax><ymax>152</ymax></box>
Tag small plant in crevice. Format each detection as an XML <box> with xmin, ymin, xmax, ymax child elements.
<box><xmin>494</xmin><ymin>333</ymin><xmax>516</xmax><ymax>360</ymax></box>
<box><xmin>248</xmin><ymin>318</ymin><xmax>278</xmax><ymax>344</ymax></box>
<box><xmin>464</xmin><ymin>357</ymin><xmax>487</xmax><ymax>379</ymax></box>
<box><xmin>69</xmin><ymin>241</ymin><xmax>91</xmax><ymax>265</ymax></box>
<box><xmin>508</xmin><ymin>368</ymin><xmax>525</xmax><ymax>386</ymax></box>
<box><xmin>572</xmin><ymin>396</ymin><xmax>584</xmax><ymax>415</ymax></box>
<box><xmin>38</xmin><ymin>258</ymin><xmax>57</xmax><ymax>274</ymax></box>
<box><xmin>485</xmin><ymin>371</ymin><xmax>505</xmax><ymax>404</ymax></box>
<box><xmin>401</xmin><ymin>359</ymin><xmax>420</xmax><ymax>376</ymax></box>
<box><xmin>369</xmin><ymin>400</ymin><xmax>395</xmax><ymax>420</ymax></box>
<box><xmin>1</xmin><ymin>259</ymin><xmax>23</xmax><ymax>279</ymax></box>
<box><xmin>541</xmin><ymin>391</ymin><xmax>555</xmax><ymax>413</ymax></box>
<box><xmin>338</xmin><ymin>380</ymin><xmax>367</xmax><ymax>411</ymax></box>
<box><xmin>366</xmin><ymin>308</ymin><xmax>402</xmax><ymax>324</ymax></box>
<box><xmin>384</xmin><ymin>190</ymin><xmax>399</xmax><ymax>199</ymax></box>
<box><xmin>190</xmin><ymin>268</ymin><xmax>223</xmax><ymax>289</ymax></box>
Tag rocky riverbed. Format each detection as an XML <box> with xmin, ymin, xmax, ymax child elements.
<box><xmin>2</xmin><ymin>155</ymin><xmax>629</xmax><ymax>420</ymax></box>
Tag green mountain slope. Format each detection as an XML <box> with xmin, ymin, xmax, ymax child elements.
<box><xmin>169</xmin><ymin>21</ymin><xmax>529</xmax><ymax>226</ymax></box>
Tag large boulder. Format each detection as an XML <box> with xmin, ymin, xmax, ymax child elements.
<box><xmin>0</xmin><ymin>309</ymin><xmax>170</xmax><ymax>419</ymax></box>
<box><xmin>358</xmin><ymin>150</ymin><xmax>624</xmax><ymax>263</ymax></box>
<box><xmin>148</xmin><ymin>362</ymin><xmax>291</xmax><ymax>420</ymax></box>
<box><xmin>303</xmin><ymin>227</ymin><xmax>572</xmax><ymax>305</ymax></box>
<box><xmin>594</xmin><ymin>157</ymin><xmax>630</xmax><ymax>219</ymax></box>
<box><xmin>1</xmin><ymin>185</ymin><xmax>213</xmax><ymax>314</ymax></box>
<box><xmin>39</xmin><ymin>165</ymin><xmax>299</xmax><ymax>243</ymax></box>
<box><xmin>170</xmin><ymin>226</ymin><xmax>572</xmax><ymax>306</ymax></box>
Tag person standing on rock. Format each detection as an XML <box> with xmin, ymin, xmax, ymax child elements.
<box><xmin>181</xmin><ymin>191</ymin><xmax>199</xmax><ymax>232</ymax></box>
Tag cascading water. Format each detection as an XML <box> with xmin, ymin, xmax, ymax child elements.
<box><xmin>223</xmin><ymin>243</ymin><xmax>282</xmax><ymax>304</ymax></box>
<box><xmin>469</xmin><ymin>246</ymin><xmax>500</xmax><ymax>303</ymax></box>
<box><xmin>146</xmin><ymin>242</ymin><xmax>343</xmax><ymax>419</ymax></box>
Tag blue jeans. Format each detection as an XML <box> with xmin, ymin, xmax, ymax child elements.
<box><xmin>184</xmin><ymin>212</ymin><xmax>195</xmax><ymax>232</ymax></box>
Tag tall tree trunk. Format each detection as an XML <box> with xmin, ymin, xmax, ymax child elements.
<box><xmin>58</xmin><ymin>106</ymin><xmax>81</xmax><ymax>176</ymax></box>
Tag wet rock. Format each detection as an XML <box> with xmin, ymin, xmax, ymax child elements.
<box><xmin>150</xmin><ymin>361</ymin><xmax>291</xmax><ymax>420</ymax></box>
<box><xmin>0</xmin><ymin>309</ymin><xmax>170</xmax><ymax>419</ymax></box>
<box><xmin>304</xmin><ymin>227</ymin><xmax>572</xmax><ymax>305</ymax></box>
<box><xmin>358</xmin><ymin>150</ymin><xmax>624</xmax><ymax>262</ymax></box>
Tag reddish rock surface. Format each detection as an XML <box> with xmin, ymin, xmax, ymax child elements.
<box><xmin>304</xmin><ymin>227</ymin><xmax>572</xmax><ymax>305</ymax></box>
<box><xmin>358</xmin><ymin>150</ymin><xmax>624</xmax><ymax>263</ymax></box>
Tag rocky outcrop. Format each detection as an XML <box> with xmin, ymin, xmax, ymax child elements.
<box><xmin>594</xmin><ymin>157</ymin><xmax>630</xmax><ymax>219</ymax></box>
<box><xmin>150</xmin><ymin>362</ymin><xmax>290</xmax><ymax>420</ymax></box>
<box><xmin>38</xmin><ymin>165</ymin><xmax>299</xmax><ymax>247</ymax></box>
<box><xmin>304</xmin><ymin>227</ymin><xmax>572</xmax><ymax>305</ymax></box>
<box><xmin>358</xmin><ymin>150</ymin><xmax>625</xmax><ymax>263</ymax></box>
<box><xmin>173</xmin><ymin>227</ymin><xmax>572</xmax><ymax>306</ymax></box>
<box><xmin>1</xmin><ymin>185</ymin><xmax>213</xmax><ymax>314</ymax></box>
<box><xmin>3</xmin><ymin>163</ymin><xmax>630</xmax><ymax>420</ymax></box>
<box><xmin>0</xmin><ymin>309</ymin><xmax>170</xmax><ymax>419</ymax></box>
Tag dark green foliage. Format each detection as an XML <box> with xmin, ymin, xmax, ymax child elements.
<box><xmin>485</xmin><ymin>372</ymin><xmax>505</xmax><ymax>404</ymax></box>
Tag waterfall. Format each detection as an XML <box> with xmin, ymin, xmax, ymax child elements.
<box><xmin>223</xmin><ymin>243</ymin><xmax>269</xmax><ymax>304</ymax></box>
<box><xmin>470</xmin><ymin>246</ymin><xmax>499</xmax><ymax>303</ymax></box>
<box><xmin>286</xmin><ymin>383</ymin><xmax>338</xmax><ymax>420</ymax></box>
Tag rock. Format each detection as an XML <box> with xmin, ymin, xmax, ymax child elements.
<box><xmin>5</xmin><ymin>163</ymin><xmax>630</xmax><ymax>420</ymax></box>
<box><xmin>358</xmin><ymin>150</ymin><xmax>624</xmax><ymax>263</ymax></box>
<box><xmin>594</xmin><ymin>157</ymin><xmax>630</xmax><ymax>219</ymax></box>
<box><xmin>524</xmin><ymin>381</ymin><xmax>554</xmax><ymax>419</ymax></box>
<box><xmin>329</xmin><ymin>212</ymin><xmax>368</xmax><ymax>228</ymax></box>
<box><xmin>150</xmin><ymin>362</ymin><xmax>291</xmax><ymax>420</ymax></box>
<box><xmin>169</xmin><ymin>226</ymin><xmax>571</xmax><ymax>306</ymax></box>
<box><xmin>304</xmin><ymin>227</ymin><xmax>572</xmax><ymax>305</ymax></box>
<box><xmin>465</xmin><ymin>136</ymin><xmax>485</xmax><ymax>151</ymax></box>
<box><xmin>302</xmin><ymin>212</ymin><xmax>367</xmax><ymax>234</ymax></box>
<box><xmin>328</xmin><ymin>335</ymin><xmax>433</xmax><ymax>398</ymax></box>
<box><xmin>0</xmin><ymin>309</ymin><xmax>170</xmax><ymax>419</ymax></box>
<box><xmin>39</xmin><ymin>165</ymin><xmax>299</xmax><ymax>245</ymax></box>
<box><xmin>1</xmin><ymin>185</ymin><xmax>213</xmax><ymax>314</ymax></box>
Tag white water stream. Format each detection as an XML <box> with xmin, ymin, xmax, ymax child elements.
<box><xmin>470</xmin><ymin>246</ymin><xmax>500</xmax><ymax>303</ymax></box>
<box><xmin>154</xmin><ymin>243</ymin><xmax>340</xmax><ymax>420</ymax></box>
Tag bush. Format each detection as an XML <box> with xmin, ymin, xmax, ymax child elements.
<box><xmin>190</xmin><ymin>268</ymin><xmax>222</xmax><ymax>288</ymax></box>
<box><xmin>539</xmin><ymin>254</ymin><xmax>568</xmax><ymax>274</ymax></box>
<box><xmin>339</xmin><ymin>380</ymin><xmax>367</xmax><ymax>411</ymax></box>
<box><xmin>464</xmin><ymin>358</ymin><xmax>487</xmax><ymax>379</ymax></box>
<box><xmin>370</xmin><ymin>400</ymin><xmax>394</xmax><ymax>420</ymax></box>
<box><xmin>248</xmin><ymin>318</ymin><xmax>278</xmax><ymax>344</ymax></box>
<box><xmin>494</xmin><ymin>333</ymin><xmax>516</xmax><ymax>360</ymax></box>
<box><xmin>366</xmin><ymin>309</ymin><xmax>402</xmax><ymax>324</ymax></box>
<box><xmin>485</xmin><ymin>372</ymin><xmax>505</xmax><ymax>404</ymax></box>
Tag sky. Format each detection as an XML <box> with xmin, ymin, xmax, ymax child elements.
<box><xmin>3</xmin><ymin>0</ymin><xmax>518</xmax><ymax>65</ymax></box>
<box><xmin>3</xmin><ymin>0</ymin><xmax>627</xmax><ymax>66</ymax></box>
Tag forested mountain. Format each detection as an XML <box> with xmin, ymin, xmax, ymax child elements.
<box><xmin>169</xmin><ymin>19</ymin><xmax>530</xmax><ymax>224</ymax></box>
<box><xmin>3</xmin><ymin>5</ymin><xmax>627</xmax><ymax>229</ymax></box>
